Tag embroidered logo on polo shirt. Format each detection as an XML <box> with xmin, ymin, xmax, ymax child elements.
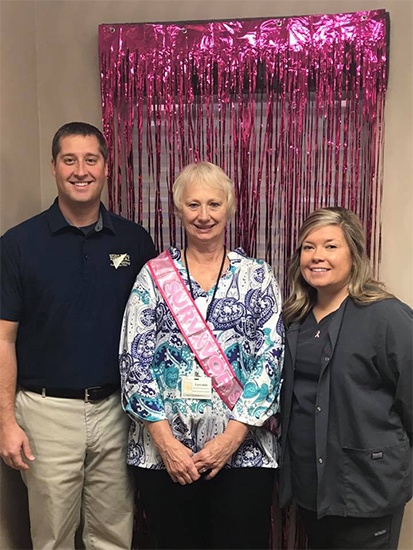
<box><xmin>109</xmin><ymin>253</ymin><xmax>131</xmax><ymax>269</ymax></box>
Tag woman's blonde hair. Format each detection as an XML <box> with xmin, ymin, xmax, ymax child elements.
<box><xmin>283</xmin><ymin>207</ymin><xmax>394</xmax><ymax>326</ymax></box>
<box><xmin>172</xmin><ymin>162</ymin><xmax>236</xmax><ymax>219</ymax></box>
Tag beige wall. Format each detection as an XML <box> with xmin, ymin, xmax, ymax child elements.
<box><xmin>1</xmin><ymin>0</ymin><xmax>412</xmax><ymax>548</ymax></box>
<box><xmin>0</xmin><ymin>0</ymin><xmax>41</xmax><ymax>232</ymax></box>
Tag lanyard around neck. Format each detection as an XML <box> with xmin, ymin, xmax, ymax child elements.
<box><xmin>184</xmin><ymin>246</ymin><xmax>226</xmax><ymax>322</ymax></box>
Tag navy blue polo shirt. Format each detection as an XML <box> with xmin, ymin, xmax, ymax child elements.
<box><xmin>1</xmin><ymin>199</ymin><xmax>156</xmax><ymax>389</ymax></box>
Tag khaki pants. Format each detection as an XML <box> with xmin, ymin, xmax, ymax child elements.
<box><xmin>16</xmin><ymin>389</ymin><xmax>134</xmax><ymax>550</ymax></box>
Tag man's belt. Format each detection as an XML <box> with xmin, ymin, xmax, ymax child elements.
<box><xmin>20</xmin><ymin>384</ymin><xmax>120</xmax><ymax>402</ymax></box>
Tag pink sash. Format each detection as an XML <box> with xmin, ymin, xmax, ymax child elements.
<box><xmin>148</xmin><ymin>251</ymin><xmax>243</xmax><ymax>410</ymax></box>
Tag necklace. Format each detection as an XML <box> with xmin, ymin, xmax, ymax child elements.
<box><xmin>184</xmin><ymin>246</ymin><xmax>227</xmax><ymax>322</ymax></box>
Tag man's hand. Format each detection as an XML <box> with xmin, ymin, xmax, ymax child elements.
<box><xmin>0</xmin><ymin>422</ymin><xmax>34</xmax><ymax>470</ymax></box>
<box><xmin>0</xmin><ymin>320</ymin><xmax>33</xmax><ymax>470</ymax></box>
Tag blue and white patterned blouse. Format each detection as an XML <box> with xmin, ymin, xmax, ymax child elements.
<box><xmin>119</xmin><ymin>247</ymin><xmax>284</xmax><ymax>469</ymax></box>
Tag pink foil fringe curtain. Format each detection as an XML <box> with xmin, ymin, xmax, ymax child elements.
<box><xmin>98</xmin><ymin>10</ymin><xmax>388</xmax><ymax>297</ymax></box>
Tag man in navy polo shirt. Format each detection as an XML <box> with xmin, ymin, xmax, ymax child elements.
<box><xmin>0</xmin><ymin>122</ymin><xmax>156</xmax><ymax>549</ymax></box>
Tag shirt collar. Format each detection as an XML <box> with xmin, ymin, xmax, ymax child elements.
<box><xmin>46</xmin><ymin>198</ymin><xmax>115</xmax><ymax>235</ymax></box>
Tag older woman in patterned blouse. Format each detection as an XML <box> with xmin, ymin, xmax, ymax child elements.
<box><xmin>119</xmin><ymin>162</ymin><xmax>284</xmax><ymax>550</ymax></box>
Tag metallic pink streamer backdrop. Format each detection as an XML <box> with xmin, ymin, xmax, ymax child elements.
<box><xmin>99</xmin><ymin>10</ymin><xmax>388</xmax><ymax>296</ymax></box>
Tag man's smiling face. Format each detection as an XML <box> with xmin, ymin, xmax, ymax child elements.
<box><xmin>52</xmin><ymin>134</ymin><xmax>108</xmax><ymax>211</ymax></box>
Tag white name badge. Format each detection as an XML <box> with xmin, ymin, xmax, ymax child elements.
<box><xmin>181</xmin><ymin>376</ymin><xmax>212</xmax><ymax>400</ymax></box>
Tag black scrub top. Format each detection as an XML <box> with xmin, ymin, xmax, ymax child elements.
<box><xmin>288</xmin><ymin>309</ymin><xmax>336</xmax><ymax>511</ymax></box>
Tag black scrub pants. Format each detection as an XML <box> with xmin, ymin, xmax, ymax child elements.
<box><xmin>133</xmin><ymin>467</ymin><xmax>276</xmax><ymax>549</ymax></box>
<box><xmin>298</xmin><ymin>505</ymin><xmax>405</xmax><ymax>550</ymax></box>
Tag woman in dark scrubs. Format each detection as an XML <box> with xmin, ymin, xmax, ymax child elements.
<box><xmin>279</xmin><ymin>207</ymin><xmax>412</xmax><ymax>550</ymax></box>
